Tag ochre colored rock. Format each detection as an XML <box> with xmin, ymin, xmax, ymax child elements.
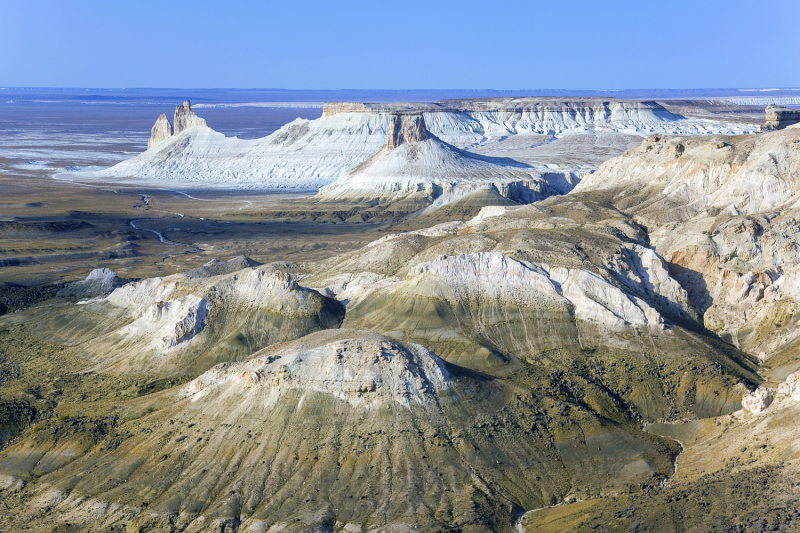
<box><xmin>387</xmin><ymin>113</ymin><xmax>429</xmax><ymax>148</ymax></box>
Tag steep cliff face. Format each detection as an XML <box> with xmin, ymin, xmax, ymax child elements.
<box><xmin>760</xmin><ymin>104</ymin><xmax>800</xmax><ymax>132</ymax></box>
<box><xmin>68</xmin><ymin>98</ymin><xmax>760</xmax><ymax>190</ymax></box>
<box><xmin>387</xmin><ymin>113</ymin><xmax>429</xmax><ymax>148</ymax></box>
<box><xmin>147</xmin><ymin>114</ymin><xmax>172</xmax><ymax>149</ymax></box>
<box><xmin>173</xmin><ymin>100</ymin><xmax>207</xmax><ymax>135</ymax></box>
<box><xmin>317</xmin><ymin>113</ymin><xmax>558</xmax><ymax>204</ymax></box>
<box><xmin>575</xmin><ymin>125</ymin><xmax>800</xmax><ymax>359</ymax></box>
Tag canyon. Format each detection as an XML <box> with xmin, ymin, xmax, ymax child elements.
<box><xmin>0</xmin><ymin>96</ymin><xmax>799</xmax><ymax>532</ymax></box>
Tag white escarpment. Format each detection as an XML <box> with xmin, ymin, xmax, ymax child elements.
<box><xmin>182</xmin><ymin>330</ymin><xmax>450</xmax><ymax>409</ymax></box>
<box><xmin>65</xmin><ymin>98</ymin><xmax>759</xmax><ymax>190</ymax></box>
<box><xmin>575</xmin><ymin>126</ymin><xmax>800</xmax><ymax>215</ymax></box>
<box><xmin>317</xmin><ymin>114</ymin><xmax>555</xmax><ymax>203</ymax></box>
<box><xmin>359</xmin><ymin>252</ymin><xmax>669</xmax><ymax>329</ymax></box>
<box><xmin>578</xmin><ymin>126</ymin><xmax>800</xmax><ymax>356</ymax></box>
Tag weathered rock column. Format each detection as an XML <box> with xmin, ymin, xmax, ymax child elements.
<box><xmin>173</xmin><ymin>100</ymin><xmax>207</xmax><ymax>135</ymax></box>
<box><xmin>387</xmin><ymin>114</ymin><xmax>429</xmax><ymax>148</ymax></box>
<box><xmin>148</xmin><ymin>114</ymin><xmax>172</xmax><ymax>149</ymax></box>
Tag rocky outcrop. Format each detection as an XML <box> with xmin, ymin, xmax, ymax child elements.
<box><xmin>553</xmin><ymin>267</ymin><xmax>664</xmax><ymax>328</ymax></box>
<box><xmin>317</xmin><ymin>121</ymin><xmax>557</xmax><ymax>204</ymax></box>
<box><xmin>173</xmin><ymin>100</ymin><xmax>207</xmax><ymax>135</ymax></box>
<box><xmin>146</xmin><ymin>101</ymin><xmax>208</xmax><ymax>150</ymax></box>
<box><xmin>576</xmin><ymin>126</ymin><xmax>800</xmax><ymax>357</ymax></box>
<box><xmin>148</xmin><ymin>114</ymin><xmax>172</xmax><ymax>149</ymax></box>
<box><xmin>741</xmin><ymin>369</ymin><xmax>800</xmax><ymax>415</ymax></box>
<box><xmin>124</xmin><ymin>294</ymin><xmax>208</xmax><ymax>350</ymax></box>
<box><xmin>742</xmin><ymin>386</ymin><xmax>774</xmax><ymax>413</ymax></box>
<box><xmin>69</xmin><ymin>265</ymin><xmax>345</xmax><ymax>376</ymax></box>
<box><xmin>56</xmin><ymin>267</ymin><xmax>126</xmax><ymax>299</ymax></box>
<box><xmin>183</xmin><ymin>330</ymin><xmax>451</xmax><ymax>408</ymax></box>
<box><xmin>759</xmin><ymin>104</ymin><xmax>800</xmax><ymax>132</ymax></box>
<box><xmin>387</xmin><ymin>113</ymin><xmax>429</xmax><ymax>148</ymax></box>
<box><xmin>72</xmin><ymin>97</ymin><xmax>759</xmax><ymax>191</ymax></box>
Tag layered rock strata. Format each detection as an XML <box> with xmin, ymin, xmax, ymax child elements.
<box><xmin>574</xmin><ymin>126</ymin><xmax>800</xmax><ymax>359</ymax></box>
<box><xmin>760</xmin><ymin>104</ymin><xmax>800</xmax><ymax>132</ymax></box>
<box><xmin>69</xmin><ymin>98</ymin><xmax>759</xmax><ymax>190</ymax></box>
<box><xmin>387</xmin><ymin>113</ymin><xmax>429</xmax><ymax>148</ymax></box>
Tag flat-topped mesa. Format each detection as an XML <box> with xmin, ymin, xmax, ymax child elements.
<box><xmin>387</xmin><ymin>113</ymin><xmax>429</xmax><ymax>148</ymax></box>
<box><xmin>148</xmin><ymin>114</ymin><xmax>172</xmax><ymax>149</ymax></box>
<box><xmin>760</xmin><ymin>104</ymin><xmax>800</xmax><ymax>132</ymax></box>
<box><xmin>173</xmin><ymin>100</ymin><xmax>207</xmax><ymax>135</ymax></box>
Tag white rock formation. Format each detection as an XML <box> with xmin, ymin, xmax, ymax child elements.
<box><xmin>580</xmin><ymin>126</ymin><xmax>800</xmax><ymax>356</ymax></box>
<box><xmin>123</xmin><ymin>294</ymin><xmax>207</xmax><ymax>350</ymax></box>
<box><xmin>173</xmin><ymin>100</ymin><xmax>206</xmax><ymax>134</ymax></box>
<box><xmin>553</xmin><ymin>268</ymin><xmax>663</xmax><ymax>328</ymax></box>
<box><xmin>148</xmin><ymin>114</ymin><xmax>172</xmax><ymax>149</ymax></box>
<box><xmin>575</xmin><ymin>127</ymin><xmax>800</xmax><ymax>216</ymax></box>
<box><xmin>64</xmin><ymin>98</ymin><xmax>760</xmax><ymax>190</ymax></box>
<box><xmin>408</xmin><ymin>252</ymin><xmax>559</xmax><ymax>304</ymax></box>
<box><xmin>610</xmin><ymin>244</ymin><xmax>698</xmax><ymax>321</ymax></box>
<box><xmin>182</xmin><ymin>331</ymin><xmax>450</xmax><ymax>409</ymax></box>
<box><xmin>777</xmin><ymin>371</ymin><xmax>800</xmax><ymax>401</ymax></box>
<box><xmin>466</xmin><ymin>205</ymin><xmax>516</xmax><ymax>226</ymax></box>
<box><xmin>406</xmin><ymin>253</ymin><xmax>665</xmax><ymax>329</ymax></box>
<box><xmin>106</xmin><ymin>276</ymin><xmax>179</xmax><ymax>310</ymax></box>
<box><xmin>57</xmin><ymin>267</ymin><xmax>125</xmax><ymax>300</ymax></box>
<box><xmin>742</xmin><ymin>386</ymin><xmax>775</xmax><ymax>414</ymax></box>
<box><xmin>85</xmin><ymin>267</ymin><xmax>118</xmax><ymax>282</ymax></box>
<box><xmin>318</xmin><ymin>114</ymin><xmax>555</xmax><ymax>203</ymax></box>
<box><xmin>741</xmin><ymin>369</ymin><xmax>800</xmax><ymax>414</ymax></box>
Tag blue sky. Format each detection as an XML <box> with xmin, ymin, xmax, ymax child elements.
<box><xmin>3</xmin><ymin>0</ymin><xmax>799</xmax><ymax>89</ymax></box>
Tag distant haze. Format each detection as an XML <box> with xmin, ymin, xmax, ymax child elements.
<box><xmin>2</xmin><ymin>0</ymin><xmax>799</xmax><ymax>89</ymax></box>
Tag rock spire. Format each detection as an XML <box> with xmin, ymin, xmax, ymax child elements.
<box><xmin>387</xmin><ymin>113</ymin><xmax>429</xmax><ymax>149</ymax></box>
<box><xmin>146</xmin><ymin>101</ymin><xmax>208</xmax><ymax>150</ymax></box>
<box><xmin>148</xmin><ymin>114</ymin><xmax>172</xmax><ymax>149</ymax></box>
<box><xmin>173</xmin><ymin>100</ymin><xmax>207</xmax><ymax>135</ymax></box>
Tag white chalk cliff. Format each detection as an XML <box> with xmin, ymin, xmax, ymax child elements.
<box><xmin>317</xmin><ymin>114</ymin><xmax>556</xmax><ymax>203</ymax></box>
<box><xmin>65</xmin><ymin>98</ymin><xmax>759</xmax><ymax>191</ymax></box>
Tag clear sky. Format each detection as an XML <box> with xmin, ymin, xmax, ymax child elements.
<box><xmin>3</xmin><ymin>0</ymin><xmax>799</xmax><ymax>89</ymax></box>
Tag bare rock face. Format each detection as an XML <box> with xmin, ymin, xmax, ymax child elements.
<box><xmin>183</xmin><ymin>330</ymin><xmax>451</xmax><ymax>409</ymax></box>
<box><xmin>147</xmin><ymin>114</ymin><xmax>172</xmax><ymax>149</ymax></box>
<box><xmin>742</xmin><ymin>386</ymin><xmax>774</xmax><ymax>413</ymax></box>
<box><xmin>124</xmin><ymin>294</ymin><xmax>208</xmax><ymax>350</ymax></box>
<box><xmin>173</xmin><ymin>100</ymin><xmax>207</xmax><ymax>135</ymax></box>
<box><xmin>760</xmin><ymin>104</ymin><xmax>800</xmax><ymax>132</ymax></box>
<box><xmin>777</xmin><ymin>371</ymin><xmax>800</xmax><ymax>401</ymax></box>
<box><xmin>56</xmin><ymin>267</ymin><xmax>126</xmax><ymax>300</ymax></box>
<box><xmin>387</xmin><ymin>113</ymin><xmax>429</xmax><ymax>148</ymax></box>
